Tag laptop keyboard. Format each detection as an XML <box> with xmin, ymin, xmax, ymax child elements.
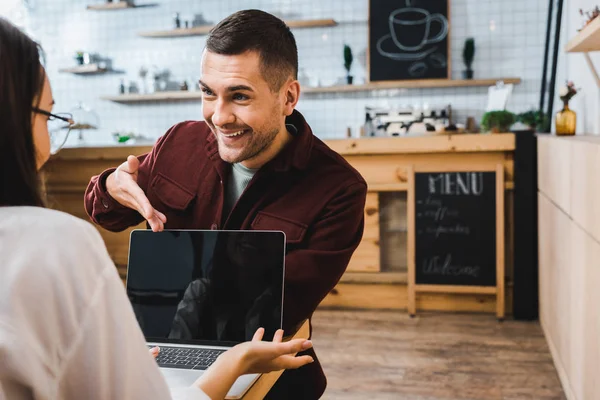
<box><xmin>150</xmin><ymin>346</ymin><xmax>226</xmax><ymax>370</ymax></box>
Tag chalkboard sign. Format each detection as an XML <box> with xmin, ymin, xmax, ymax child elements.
<box><xmin>368</xmin><ymin>0</ymin><xmax>450</xmax><ymax>82</ymax></box>
<box><xmin>414</xmin><ymin>172</ymin><xmax>497</xmax><ymax>286</ymax></box>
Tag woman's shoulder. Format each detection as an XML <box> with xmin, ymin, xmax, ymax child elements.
<box><xmin>0</xmin><ymin>206</ymin><xmax>102</xmax><ymax>244</ymax></box>
<box><xmin>0</xmin><ymin>206</ymin><xmax>110</xmax><ymax>280</ymax></box>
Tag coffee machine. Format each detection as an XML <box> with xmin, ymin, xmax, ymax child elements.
<box><xmin>364</xmin><ymin>104</ymin><xmax>452</xmax><ymax>136</ymax></box>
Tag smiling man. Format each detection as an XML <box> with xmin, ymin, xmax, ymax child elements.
<box><xmin>84</xmin><ymin>9</ymin><xmax>367</xmax><ymax>399</ymax></box>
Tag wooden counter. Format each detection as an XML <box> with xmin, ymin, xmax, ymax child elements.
<box><xmin>537</xmin><ymin>134</ymin><xmax>600</xmax><ymax>400</ymax></box>
<box><xmin>43</xmin><ymin>133</ymin><xmax>515</xmax><ymax>314</ymax></box>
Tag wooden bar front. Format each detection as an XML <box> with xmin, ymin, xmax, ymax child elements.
<box><xmin>43</xmin><ymin>133</ymin><xmax>515</xmax><ymax>314</ymax></box>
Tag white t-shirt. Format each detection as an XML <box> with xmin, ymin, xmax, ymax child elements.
<box><xmin>0</xmin><ymin>207</ymin><xmax>210</xmax><ymax>400</ymax></box>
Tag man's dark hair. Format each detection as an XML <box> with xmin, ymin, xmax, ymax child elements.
<box><xmin>0</xmin><ymin>17</ymin><xmax>46</xmax><ymax>207</ymax></box>
<box><xmin>206</xmin><ymin>9</ymin><xmax>298</xmax><ymax>91</ymax></box>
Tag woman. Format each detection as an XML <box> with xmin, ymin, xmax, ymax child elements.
<box><xmin>0</xmin><ymin>17</ymin><xmax>313</xmax><ymax>400</ymax></box>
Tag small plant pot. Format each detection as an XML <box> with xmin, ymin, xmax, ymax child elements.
<box><xmin>462</xmin><ymin>69</ymin><xmax>474</xmax><ymax>79</ymax></box>
<box><xmin>75</xmin><ymin>55</ymin><xmax>84</xmax><ymax>65</ymax></box>
<box><xmin>346</xmin><ymin>75</ymin><xmax>353</xmax><ymax>85</ymax></box>
<box><xmin>489</xmin><ymin>126</ymin><xmax>511</xmax><ymax>134</ymax></box>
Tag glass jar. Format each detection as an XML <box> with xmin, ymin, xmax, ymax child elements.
<box><xmin>69</xmin><ymin>102</ymin><xmax>99</xmax><ymax>142</ymax></box>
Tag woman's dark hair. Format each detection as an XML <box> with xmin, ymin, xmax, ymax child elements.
<box><xmin>0</xmin><ymin>17</ymin><xmax>46</xmax><ymax>207</ymax></box>
<box><xmin>206</xmin><ymin>9</ymin><xmax>298</xmax><ymax>91</ymax></box>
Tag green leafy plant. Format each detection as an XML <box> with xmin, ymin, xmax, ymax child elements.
<box><xmin>481</xmin><ymin>110</ymin><xmax>516</xmax><ymax>133</ymax></box>
<box><xmin>517</xmin><ymin>109</ymin><xmax>547</xmax><ymax>131</ymax></box>
<box><xmin>462</xmin><ymin>38</ymin><xmax>475</xmax><ymax>70</ymax></box>
<box><xmin>343</xmin><ymin>44</ymin><xmax>353</xmax><ymax>75</ymax></box>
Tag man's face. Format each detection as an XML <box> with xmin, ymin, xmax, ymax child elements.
<box><xmin>200</xmin><ymin>50</ymin><xmax>286</xmax><ymax>166</ymax></box>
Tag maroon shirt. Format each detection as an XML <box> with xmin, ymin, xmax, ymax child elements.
<box><xmin>84</xmin><ymin>110</ymin><xmax>367</xmax><ymax>398</ymax></box>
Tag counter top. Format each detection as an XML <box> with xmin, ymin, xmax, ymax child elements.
<box><xmin>537</xmin><ymin>133</ymin><xmax>600</xmax><ymax>144</ymax></box>
<box><xmin>50</xmin><ymin>133</ymin><xmax>515</xmax><ymax>161</ymax></box>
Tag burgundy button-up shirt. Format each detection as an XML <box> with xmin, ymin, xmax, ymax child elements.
<box><xmin>84</xmin><ymin>110</ymin><xmax>367</xmax><ymax>398</ymax></box>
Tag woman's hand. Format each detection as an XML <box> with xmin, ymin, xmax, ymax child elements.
<box><xmin>194</xmin><ymin>327</ymin><xmax>313</xmax><ymax>399</ymax></box>
<box><xmin>149</xmin><ymin>346</ymin><xmax>159</xmax><ymax>359</ymax></box>
<box><xmin>234</xmin><ymin>327</ymin><xmax>314</xmax><ymax>374</ymax></box>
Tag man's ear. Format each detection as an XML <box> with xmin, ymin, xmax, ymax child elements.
<box><xmin>282</xmin><ymin>79</ymin><xmax>300</xmax><ymax>116</ymax></box>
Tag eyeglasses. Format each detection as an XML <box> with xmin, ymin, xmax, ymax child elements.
<box><xmin>32</xmin><ymin>107</ymin><xmax>75</xmax><ymax>154</ymax></box>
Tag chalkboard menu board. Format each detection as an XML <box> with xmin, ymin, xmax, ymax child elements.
<box><xmin>414</xmin><ymin>172</ymin><xmax>497</xmax><ymax>286</ymax></box>
<box><xmin>369</xmin><ymin>0</ymin><xmax>450</xmax><ymax>82</ymax></box>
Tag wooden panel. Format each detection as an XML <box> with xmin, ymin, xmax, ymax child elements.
<box><xmin>495</xmin><ymin>163</ymin><xmax>506</xmax><ymax>319</ymax></box>
<box><xmin>567</xmin><ymin>221</ymin><xmax>589</xmax><ymax>400</ymax></box>
<box><xmin>50</xmin><ymin>136</ymin><xmax>515</xmax><ymax>159</ymax></box>
<box><xmin>570</xmin><ymin>139</ymin><xmax>600</xmax><ymax>243</ymax></box>
<box><xmin>44</xmin><ymin>159</ymin><xmax>128</xmax><ymax>187</ymax></box>
<box><xmin>537</xmin><ymin>136</ymin><xmax>571</xmax><ymax>214</ymax></box>
<box><xmin>321</xmin><ymin>282</ymin><xmax>513</xmax><ymax>314</ymax></box>
<box><xmin>48</xmin><ymin>146</ymin><xmax>152</xmax><ymax>161</ymax></box>
<box><xmin>537</xmin><ymin>135</ymin><xmax>600</xmax><ymax>400</ymax></box>
<box><xmin>344</xmin><ymin>153</ymin><xmax>513</xmax><ymax>190</ymax></box>
<box><xmin>326</xmin><ymin>134</ymin><xmax>515</xmax><ymax>156</ymax></box>
<box><xmin>540</xmin><ymin>190</ymin><xmax>600</xmax><ymax>400</ymax></box>
<box><xmin>347</xmin><ymin>192</ymin><xmax>380</xmax><ymax>272</ymax></box>
<box><xmin>339</xmin><ymin>272</ymin><xmax>406</xmax><ymax>284</ymax></box>
<box><xmin>414</xmin><ymin>285</ymin><xmax>497</xmax><ymax>295</ymax></box>
<box><xmin>379</xmin><ymin>192</ymin><xmax>407</xmax><ymax>272</ymax></box>
<box><xmin>538</xmin><ymin>193</ymin><xmax>575</xmax><ymax>399</ymax></box>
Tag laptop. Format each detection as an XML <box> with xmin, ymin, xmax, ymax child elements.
<box><xmin>126</xmin><ymin>229</ymin><xmax>286</xmax><ymax>399</ymax></box>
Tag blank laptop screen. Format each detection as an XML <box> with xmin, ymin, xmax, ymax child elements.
<box><xmin>126</xmin><ymin>230</ymin><xmax>285</xmax><ymax>345</ymax></box>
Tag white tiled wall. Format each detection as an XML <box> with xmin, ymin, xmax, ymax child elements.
<box><xmin>556</xmin><ymin>0</ymin><xmax>600</xmax><ymax>135</ymax></box>
<box><xmin>2</xmin><ymin>0</ymin><xmax>549</xmax><ymax>146</ymax></box>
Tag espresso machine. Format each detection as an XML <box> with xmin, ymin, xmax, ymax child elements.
<box><xmin>364</xmin><ymin>104</ymin><xmax>453</xmax><ymax>136</ymax></box>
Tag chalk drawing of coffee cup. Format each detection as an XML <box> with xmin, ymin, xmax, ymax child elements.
<box><xmin>389</xmin><ymin>7</ymin><xmax>448</xmax><ymax>52</ymax></box>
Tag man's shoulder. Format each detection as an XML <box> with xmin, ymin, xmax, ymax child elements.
<box><xmin>308</xmin><ymin>137</ymin><xmax>366</xmax><ymax>188</ymax></box>
<box><xmin>150</xmin><ymin>120</ymin><xmax>216</xmax><ymax>169</ymax></box>
<box><xmin>159</xmin><ymin>120</ymin><xmax>212</xmax><ymax>146</ymax></box>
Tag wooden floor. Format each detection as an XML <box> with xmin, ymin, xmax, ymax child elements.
<box><xmin>311</xmin><ymin>310</ymin><xmax>565</xmax><ymax>400</ymax></box>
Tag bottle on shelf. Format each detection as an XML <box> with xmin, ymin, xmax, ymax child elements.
<box><xmin>364</xmin><ymin>113</ymin><xmax>375</xmax><ymax>137</ymax></box>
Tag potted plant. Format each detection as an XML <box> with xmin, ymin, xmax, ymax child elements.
<box><xmin>462</xmin><ymin>38</ymin><xmax>475</xmax><ymax>79</ymax></box>
<box><xmin>74</xmin><ymin>51</ymin><xmax>85</xmax><ymax>65</ymax></box>
<box><xmin>517</xmin><ymin>109</ymin><xmax>547</xmax><ymax>132</ymax></box>
<box><xmin>480</xmin><ymin>110</ymin><xmax>516</xmax><ymax>133</ymax></box>
<box><xmin>555</xmin><ymin>81</ymin><xmax>579</xmax><ymax>136</ymax></box>
<box><xmin>343</xmin><ymin>44</ymin><xmax>353</xmax><ymax>85</ymax></box>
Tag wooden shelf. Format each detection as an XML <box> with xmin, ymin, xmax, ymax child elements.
<box><xmin>59</xmin><ymin>64</ymin><xmax>108</xmax><ymax>74</ymax></box>
<box><xmin>139</xmin><ymin>18</ymin><xmax>337</xmax><ymax>38</ymax></box>
<box><xmin>87</xmin><ymin>2</ymin><xmax>157</xmax><ymax>10</ymax></box>
<box><xmin>101</xmin><ymin>78</ymin><xmax>521</xmax><ymax>103</ymax></box>
<box><xmin>566</xmin><ymin>16</ymin><xmax>600</xmax><ymax>52</ymax></box>
<box><xmin>101</xmin><ymin>91</ymin><xmax>202</xmax><ymax>103</ymax></box>
<box><xmin>302</xmin><ymin>78</ymin><xmax>521</xmax><ymax>94</ymax></box>
<box><xmin>565</xmin><ymin>17</ymin><xmax>600</xmax><ymax>88</ymax></box>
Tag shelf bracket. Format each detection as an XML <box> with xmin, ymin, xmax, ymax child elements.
<box><xmin>583</xmin><ymin>52</ymin><xmax>600</xmax><ymax>88</ymax></box>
